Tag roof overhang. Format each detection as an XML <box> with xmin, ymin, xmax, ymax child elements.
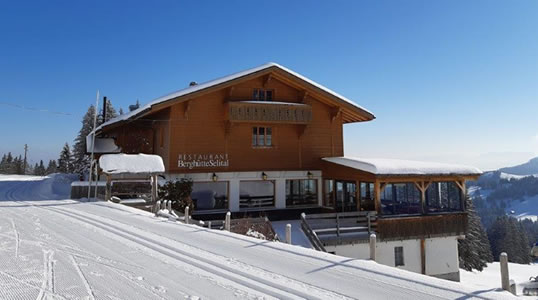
<box><xmin>322</xmin><ymin>157</ymin><xmax>482</xmax><ymax>180</ymax></box>
<box><xmin>92</xmin><ymin>63</ymin><xmax>375</xmax><ymax>135</ymax></box>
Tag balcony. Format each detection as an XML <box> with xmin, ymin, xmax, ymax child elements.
<box><xmin>377</xmin><ymin>213</ymin><xmax>468</xmax><ymax>241</ymax></box>
<box><xmin>227</xmin><ymin>101</ymin><xmax>312</xmax><ymax>124</ymax></box>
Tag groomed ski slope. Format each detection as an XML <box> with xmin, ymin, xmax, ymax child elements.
<box><xmin>0</xmin><ymin>175</ymin><xmax>515</xmax><ymax>299</ymax></box>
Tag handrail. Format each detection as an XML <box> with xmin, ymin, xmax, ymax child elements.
<box><xmin>301</xmin><ymin>213</ymin><xmax>327</xmax><ymax>252</ymax></box>
<box><xmin>301</xmin><ymin>211</ymin><xmax>378</xmax><ymax>248</ymax></box>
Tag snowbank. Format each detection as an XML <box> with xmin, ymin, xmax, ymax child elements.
<box><xmin>0</xmin><ymin>173</ymin><xmax>77</xmax><ymax>201</ymax></box>
<box><xmin>99</xmin><ymin>153</ymin><xmax>165</xmax><ymax>174</ymax></box>
<box><xmin>460</xmin><ymin>262</ymin><xmax>537</xmax><ymax>297</ymax></box>
<box><xmin>323</xmin><ymin>157</ymin><xmax>482</xmax><ymax>176</ymax></box>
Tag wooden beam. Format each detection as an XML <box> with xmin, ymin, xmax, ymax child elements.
<box><xmin>183</xmin><ymin>100</ymin><xmax>191</xmax><ymax>119</ymax></box>
<box><xmin>297</xmin><ymin>124</ymin><xmax>307</xmax><ymax>139</ymax></box>
<box><xmin>105</xmin><ymin>175</ymin><xmax>111</xmax><ymax>202</ymax></box>
<box><xmin>374</xmin><ymin>181</ymin><xmax>382</xmax><ymax>215</ymax></box>
<box><xmin>330</xmin><ymin>108</ymin><xmax>341</xmax><ymax>123</ymax></box>
<box><xmin>228</xmin><ymin>86</ymin><xmax>235</xmax><ymax>98</ymax></box>
<box><xmin>300</xmin><ymin>90</ymin><xmax>308</xmax><ymax>103</ymax></box>
<box><xmin>454</xmin><ymin>180</ymin><xmax>465</xmax><ymax>192</ymax></box>
<box><xmin>379</xmin><ymin>182</ymin><xmax>387</xmax><ymax>193</ymax></box>
<box><xmin>263</xmin><ymin>74</ymin><xmax>272</xmax><ymax>87</ymax></box>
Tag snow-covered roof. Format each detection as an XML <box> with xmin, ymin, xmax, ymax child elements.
<box><xmin>99</xmin><ymin>154</ymin><xmax>165</xmax><ymax>174</ymax></box>
<box><xmin>322</xmin><ymin>157</ymin><xmax>482</xmax><ymax>176</ymax></box>
<box><xmin>85</xmin><ymin>136</ymin><xmax>121</xmax><ymax>154</ymax></box>
<box><xmin>92</xmin><ymin>62</ymin><xmax>373</xmax><ymax>133</ymax></box>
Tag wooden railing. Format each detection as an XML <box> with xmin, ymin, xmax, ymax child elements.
<box><xmin>377</xmin><ymin>213</ymin><xmax>468</xmax><ymax>241</ymax></box>
<box><xmin>301</xmin><ymin>211</ymin><xmax>377</xmax><ymax>248</ymax></box>
<box><xmin>300</xmin><ymin>213</ymin><xmax>327</xmax><ymax>252</ymax></box>
<box><xmin>228</xmin><ymin>101</ymin><xmax>312</xmax><ymax>124</ymax></box>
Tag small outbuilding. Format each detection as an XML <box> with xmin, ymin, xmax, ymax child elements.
<box><xmin>98</xmin><ymin>154</ymin><xmax>165</xmax><ymax>203</ymax></box>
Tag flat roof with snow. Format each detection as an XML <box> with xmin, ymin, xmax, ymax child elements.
<box><xmin>99</xmin><ymin>154</ymin><xmax>165</xmax><ymax>174</ymax></box>
<box><xmin>322</xmin><ymin>157</ymin><xmax>482</xmax><ymax>177</ymax></box>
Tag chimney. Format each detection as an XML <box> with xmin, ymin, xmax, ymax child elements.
<box><xmin>102</xmin><ymin>96</ymin><xmax>107</xmax><ymax>122</ymax></box>
<box><xmin>189</xmin><ymin>81</ymin><xmax>198</xmax><ymax>86</ymax></box>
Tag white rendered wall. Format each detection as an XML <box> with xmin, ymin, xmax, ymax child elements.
<box><xmin>325</xmin><ymin>236</ymin><xmax>459</xmax><ymax>277</ymax></box>
<box><xmin>167</xmin><ymin>170</ymin><xmax>322</xmax><ymax>212</ymax></box>
<box><xmin>425</xmin><ymin>236</ymin><xmax>459</xmax><ymax>276</ymax></box>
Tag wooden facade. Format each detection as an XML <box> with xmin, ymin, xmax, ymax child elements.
<box><xmin>99</xmin><ymin>68</ymin><xmax>355</xmax><ymax>174</ymax></box>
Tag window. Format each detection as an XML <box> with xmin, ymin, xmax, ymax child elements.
<box><xmin>239</xmin><ymin>181</ymin><xmax>275</xmax><ymax>209</ymax></box>
<box><xmin>425</xmin><ymin>182</ymin><xmax>463</xmax><ymax>213</ymax></box>
<box><xmin>286</xmin><ymin>179</ymin><xmax>318</xmax><ymax>207</ymax></box>
<box><xmin>380</xmin><ymin>183</ymin><xmax>421</xmax><ymax>215</ymax></box>
<box><xmin>324</xmin><ymin>179</ymin><xmax>334</xmax><ymax>207</ymax></box>
<box><xmin>394</xmin><ymin>246</ymin><xmax>404</xmax><ymax>266</ymax></box>
<box><xmin>360</xmin><ymin>182</ymin><xmax>375</xmax><ymax>211</ymax></box>
<box><xmin>253</xmin><ymin>89</ymin><xmax>273</xmax><ymax>101</ymax></box>
<box><xmin>252</xmin><ymin>127</ymin><xmax>272</xmax><ymax>147</ymax></box>
<box><xmin>191</xmin><ymin>182</ymin><xmax>228</xmax><ymax>210</ymax></box>
<box><xmin>335</xmin><ymin>181</ymin><xmax>357</xmax><ymax>212</ymax></box>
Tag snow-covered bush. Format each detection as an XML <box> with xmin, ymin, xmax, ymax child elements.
<box><xmin>158</xmin><ymin>179</ymin><xmax>193</xmax><ymax>214</ymax></box>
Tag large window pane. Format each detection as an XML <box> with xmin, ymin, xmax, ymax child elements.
<box><xmin>239</xmin><ymin>181</ymin><xmax>275</xmax><ymax>209</ymax></box>
<box><xmin>381</xmin><ymin>183</ymin><xmax>421</xmax><ymax>215</ymax></box>
<box><xmin>286</xmin><ymin>179</ymin><xmax>318</xmax><ymax>207</ymax></box>
<box><xmin>266</xmin><ymin>127</ymin><xmax>272</xmax><ymax>146</ymax></box>
<box><xmin>426</xmin><ymin>182</ymin><xmax>463</xmax><ymax>213</ymax></box>
<box><xmin>191</xmin><ymin>182</ymin><xmax>228</xmax><ymax>210</ymax></box>
<box><xmin>360</xmin><ymin>182</ymin><xmax>375</xmax><ymax>211</ymax></box>
<box><xmin>258</xmin><ymin>127</ymin><xmax>265</xmax><ymax>146</ymax></box>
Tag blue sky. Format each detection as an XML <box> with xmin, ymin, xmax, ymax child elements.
<box><xmin>1</xmin><ymin>1</ymin><xmax>537</xmax><ymax>170</ymax></box>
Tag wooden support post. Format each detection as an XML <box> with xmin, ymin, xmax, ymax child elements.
<box><xmin>151</xmin><ymin>174</ymin><xmax>158</xmax><ymax>204</ymax></box>
<box><xmin>420</xmin><ymin>238</ymin><xmax>426</xmax><ymax>275</ymax></box>
<box><xmin>225</xmin><ymin>212</ymin><xmax>231</xmax><ymax>231</ymax></box>
<box><xmin>105</xmin><ymin>175</ymin><xmax>111</xmax><ymax>202</ymax></box>
<box><xmin>369</xmin><ymin>233</ymin><xmax>376</xmax><ymax>261</ymax></box>
<box><xmin>184</xmin><ymin>206</ymin><xmax>190</xmax><ymax>224</ymax></box>
<box><xmin>374</xmin><ymin>181</ymin><xmax>382</xmax><ymax>215</ymax></box>
<box><xmin>500</xmin><ymin>252</ymin><xmax>510</xmax><ymax>291</ymax></box>
<box><xmin>286</xmin><ymin>224</ymin><xmax>292</xmax><ymax>244</ymax></box>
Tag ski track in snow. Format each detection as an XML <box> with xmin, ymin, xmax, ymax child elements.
<box><xmin>0</xmin><ymin>175</ymin><xmax>518</xmax><ymax>299</ymax></box>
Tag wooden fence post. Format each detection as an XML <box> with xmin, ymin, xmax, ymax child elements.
<box><xmin>225</xmin><ymin>212</ymin><xmax>231</xmax><ymax>231</ymax></box>
<box><xmin>369</xmin><ymin>233</ymin><xmax>376</xmax><ymax>261</ymax></box>
<box><xmin>184</xmin><ymin>206</ymin><xmax>190</xmax><ymax>224</ymax></box>
<box><xmin>286</xmin><ymin>224</ymin><xmax>292</xmax><ymax>244</ymax></box>
<box><xmin>500</xmin><ymin>252</ymin><xmax>510</xmax><ymax>291</ymax></box>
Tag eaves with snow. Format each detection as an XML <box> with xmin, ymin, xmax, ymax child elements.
<box><xmin>91</xmin><ymin>62</ymin><xmax>375</xmax><ymax>135</ymax></box>
<box><xmin>322</xmin><ymin>157</ymin><xmax>482</xmax><ymax>177</ymax></box>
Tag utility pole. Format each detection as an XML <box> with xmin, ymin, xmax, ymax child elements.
<box><xmin>23</xmin><ymin>144</ymin><xmax>28</xmax><ymax>175</ymax></box>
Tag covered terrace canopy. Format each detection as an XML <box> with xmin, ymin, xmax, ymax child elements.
<box><xmin>98</xmin><ymin>154</ymin><xmax>165</xmax><ymax>202</ymax></box>
<box><xmin>321</xmin><ymin>157</ymin><xmax>482</xmax><ymax>217</ymax></box>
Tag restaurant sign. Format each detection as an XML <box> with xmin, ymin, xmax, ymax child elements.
<box><xmin>178</xmin><ymin>153</ymin><xmax>229</xmax><ymax>169</ymax></box>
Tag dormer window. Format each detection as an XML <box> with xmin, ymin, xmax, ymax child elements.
<box><xmin>253</xmin><ymin>89</ymin><xmax>273</xmax><ymax>101</ymax></box>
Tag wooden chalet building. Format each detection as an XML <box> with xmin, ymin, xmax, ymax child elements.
<box><xmin>88</xmin><ymin>63</ymin><xmax>481</xmax><ymax>281</ymax></box>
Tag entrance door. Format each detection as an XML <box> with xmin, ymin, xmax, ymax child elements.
<box><xmin>335</xmin><ymin>181</ymin><xmax>357</xmax><ymax>212</ymax></box>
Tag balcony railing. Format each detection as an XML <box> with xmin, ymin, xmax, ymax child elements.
<box><xmin>227</xmin><ymin>101</ymin><xmax>312</xmax><ymax>124</ymax></box>
<box><xmin>377</xmin><ymin>213</ymin><xmax>468</xmax><ymax>241</ymax></box>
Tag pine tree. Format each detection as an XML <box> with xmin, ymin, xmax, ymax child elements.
<box><xmin>488</xmin><ymin>216</ymin><xmax>531</xmax><ymax>263</ymax></box>
<box><xmin>0</xmin><ymin>154</ymin><xmax>7</xmax><ymax>173</ymax></box>
<box><xmin>72</xmin><ymin>105</ymin><xmax>97</xmax><ymax>175</ymax></box>
<box><xmin>46</xmin><ymin>160</ymin><xmax>57</xmax><ymax>175</ymax></box>
<box><xmin>57</xmin><ymin>143</ymin><xmax>73</xmax><ymax>173</ymax></box>
<box><xmin>14</xmin><ymin>155</ymin><xmax>23</xmax><ymax>175</ymax></box>
<box><xmin>6</xmin><ymin>152</ymin><xmax>14</xmax><ymax>174</ymax></box>
<box><xmin>459</xmin><ymin>195</ymin><xmax>493</xmax><ymax>271</ymax></box>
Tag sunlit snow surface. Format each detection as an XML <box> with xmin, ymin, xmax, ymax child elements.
<box><xmin>0</xmin><ymin>175</ymin><xmax>516</xmax><ymax>299</ymax></box>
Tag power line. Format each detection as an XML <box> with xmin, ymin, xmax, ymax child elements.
<box><xmin>0</xmin><ymin>101</ymin><xmax>73</xmax><ymax>116</ymax></box>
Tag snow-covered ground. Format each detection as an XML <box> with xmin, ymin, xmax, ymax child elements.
<box><xmin>0</xmin><ymin>175</ymin><xmax>518</xmax><ymax>299</ymax></box>
<box><xmin>461</xmin><ymin>262</ymin><xmax>537</xmax><ymax>297</ymax></box>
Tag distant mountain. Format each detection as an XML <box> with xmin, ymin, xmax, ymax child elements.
<box><xmin>498</xmin><ymin>157</ymin><xmax>538</xmax><ymax>176</ymax></box>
